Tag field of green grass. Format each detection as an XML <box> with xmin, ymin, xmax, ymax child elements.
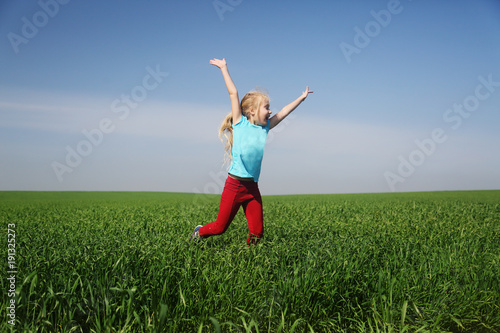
<box><xmin>1</xmin><ymin>190</ymin><xmax>499</xmax><ymax>332</ymax></box>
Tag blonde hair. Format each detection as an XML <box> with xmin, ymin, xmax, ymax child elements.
<box><xmin>219</xmin><ymin>90</ymin><xmax>269</xmax><ymax>165</ymax></box>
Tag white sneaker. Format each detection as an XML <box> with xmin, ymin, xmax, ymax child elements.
<box><xmin>189</xmin><ymin>225</ymin><xmax>203</xmax><ymax>241</ymax></box>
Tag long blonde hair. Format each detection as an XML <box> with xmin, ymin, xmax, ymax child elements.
<box><xmin>219</xmin><ymin>90</ymin><xmax>269</xmax><ymax>164</ymax></box>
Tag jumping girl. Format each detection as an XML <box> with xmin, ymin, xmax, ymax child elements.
<box><xmin>190</xmin><ymin>58</ymin><xmax>313</xmax><ymax>244</ymax></box>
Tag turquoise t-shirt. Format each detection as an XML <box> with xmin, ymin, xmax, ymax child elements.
<box><xmin>228</xmin><ymin>116</ymin><xmax>270</xmax><ymax>182</ymax></box>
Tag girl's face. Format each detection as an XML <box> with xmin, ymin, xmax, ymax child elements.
<box><xmin>250</xmin><ymin>97</ymin><xmax>271</xmax><ymax>126</ymax></box>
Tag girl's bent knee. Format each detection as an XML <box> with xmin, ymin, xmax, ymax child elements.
<box><xmin>209</xmin><ymin>226</ymin><xmax>226</xmax><ymax>236</ymax></box>
<box><xmin>200</xmin><ymin>223</ymin><xmax>228</xmax><ymax>237</ymax></box>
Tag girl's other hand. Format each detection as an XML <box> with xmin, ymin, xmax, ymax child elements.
<box><xmin>210</xmin><ymin>58</ymin><xmax>227</xmax><ymax>69</ymax></box>
<box><xmin>301</xmin><ymin>86</ymin><xmax>314</xmax><ymax>100</ymax></box>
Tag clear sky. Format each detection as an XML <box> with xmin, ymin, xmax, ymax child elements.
<box><xmin>1</xmin><ymin>0</ymin><xmax>499</xmax><ymax>195</ymax></box>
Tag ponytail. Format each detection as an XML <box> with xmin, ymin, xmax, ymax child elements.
<box><xmin>218</xmin><ymin>112</ymin><xmax>233</xmax><ymax>165</ymax></box>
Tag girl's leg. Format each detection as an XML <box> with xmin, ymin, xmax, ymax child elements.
<box><xmin>198</xmin><ymin>177</ymin><xmax>242</xmax><ymax>238</ymax></box>
<box><xmin>243</xmin><ymin>187</ymin><xmax>264</xmax><ymax>244</ymax></box>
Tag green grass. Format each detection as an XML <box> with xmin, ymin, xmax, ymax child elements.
<box><xmin>1</xmin><ymin>190</ymin><xmax>499</xmax><ymax>332</ymax></box>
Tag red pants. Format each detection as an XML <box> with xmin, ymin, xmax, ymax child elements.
<box><xmin>198</xmin><ymin>176</ymin><xmax>263</xmax><ymax>244</ymax></box>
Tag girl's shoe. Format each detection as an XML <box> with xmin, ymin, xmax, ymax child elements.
<box><xmin>190</xmin><ymin>225</ymin><xmax>203</xmax><ymax>241</ymax></box>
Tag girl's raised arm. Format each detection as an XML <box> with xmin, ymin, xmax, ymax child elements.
<box><xmin>270</xmin><ymin>86</ymin><xmax>313</xmax><ymax>129</ymax></box>
<box><xmin>210</xmin><ymin>58</ymin><xmax>242</xmax><ymax>124</ymax></box>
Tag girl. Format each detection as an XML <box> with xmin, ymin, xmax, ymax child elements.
<box><xmin>190</xmin><ymin>58</ymin><xmax>313</xmax><ymax>244</ymax></box>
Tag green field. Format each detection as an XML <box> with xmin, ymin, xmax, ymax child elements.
<box><xmin>1</xmin><ymin>190</ymin><xmax>499</xmax><ymax>332</ymax></box>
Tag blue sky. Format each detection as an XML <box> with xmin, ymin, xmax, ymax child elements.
<box><xmin>1</xmin><ymin>0</ymin><xmax>499</xmax><ymax>194</ymax></box>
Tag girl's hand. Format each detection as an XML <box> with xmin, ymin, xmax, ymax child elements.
<box><xmin>301</xmin><ymin>86</ymin><xmax>314</xmax><ymax>100</ymax></box>
<box><xmin>210</xmin><ymin>58</ymin><xmax>227</xmax><ymax>69</ymax></box>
